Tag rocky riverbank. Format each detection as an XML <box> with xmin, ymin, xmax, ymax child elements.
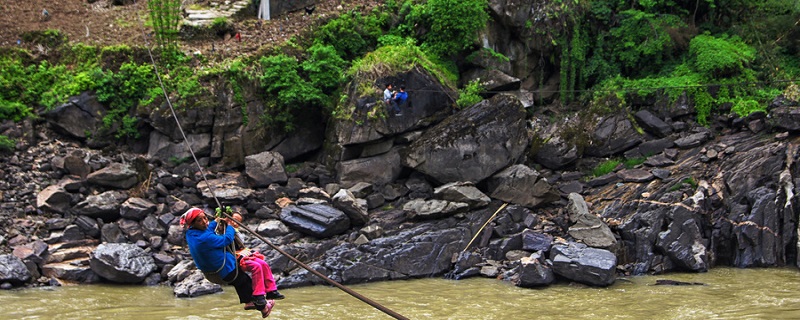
<box><xmin>2</xmin><ymin>80</ymin><xmax>800</xmax><ymax>294</ymax></box>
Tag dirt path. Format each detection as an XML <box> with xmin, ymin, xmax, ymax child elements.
<box><xmin>0</xmin><ymin>0</ymin><xmax>380</xmax><ymax>59</ymax></box>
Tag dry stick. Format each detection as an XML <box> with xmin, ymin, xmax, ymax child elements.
<box><xmin>462</xmin><ymin>203</ymin><xmax>508</xmax><ymax>253</ymax></box>
<box><xmin>129</xmin><ymin>2</ymin><xmax>408</xmax><ymax>319</ymax></box>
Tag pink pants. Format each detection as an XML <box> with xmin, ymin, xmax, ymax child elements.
<box><xmin>241</xmin><ymin>256</ymin><xmax>277</xmax><ymax>296</ymax></box>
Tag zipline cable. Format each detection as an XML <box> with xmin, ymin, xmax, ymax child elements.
<box><xmin>130</xmin><ymin>2</ymin><xmax>409</xmax><ymax>319</ymax></box>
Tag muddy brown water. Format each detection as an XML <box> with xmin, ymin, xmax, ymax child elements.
<box><xmin>1</xmin><ymin>267</ymin><xmax>799</xmax><ymax>319</ymax></box>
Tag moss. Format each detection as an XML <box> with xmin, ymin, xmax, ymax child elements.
<box><xmin>347</xmin><ymin>44</ymin><xmax>457</xmax><ymax>90</ymax></box>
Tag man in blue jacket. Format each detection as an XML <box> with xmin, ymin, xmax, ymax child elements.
<box><xmin>392</xmin><ymin>85</ymin><xmax>408</xmax><ymax>116</ymax></box>
<box><xmin>182</xmin><ymin>208</ymin><xmax>277</xmax><ymax>316</ymax></box>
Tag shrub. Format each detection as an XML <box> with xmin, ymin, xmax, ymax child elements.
<box><xmin>258</xmin><ymin>54</ymin><xmax>324</xmax><ymax>131</ymax></box>
<box><xmin>0</xmin><ymin>135</ymin><xmax>14</xmax><ymax>152</ymax></box>
<box><xmin>301</xmin><ymin>42</ymin><xmax>346</xmax><ymax>94</ymax></box>
<box><xmin>689</xmin><ymin>34</ymin><xmax>756</xmax><ymax>77</ymax></box>
<box><xmin>315</xmin><ymin>11</ymin><xmax>385</xmax><ymax>61</ymax></box>
<box><xmin>457</xmin><ymin>79</ymin><xmax>484</xmax><ymax>109</ymax></box>
<box><xmin>420</xmin><ymin>0</ymin><xmax>489</xmax><ymax>57</ymax></box>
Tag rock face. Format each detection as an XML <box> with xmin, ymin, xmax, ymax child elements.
<box><xmin>244</xmin><ymin>151</ymin><xmax>288</xmax><ymax>188</ymax></box>
<box><xmin>43</xmin><ymin>92</ymin><xmax>106</xmax><ymax>139</ymax></box>
<box><xmin>89</xmin><ymin>243</ymin><xmax>157</xmax><ymax>283</ymax></box>
<box><xmin>403</xmin><ymin>93</ymin><xmax>529</xmax><ymax>184</ymax></box>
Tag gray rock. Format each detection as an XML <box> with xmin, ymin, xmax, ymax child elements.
<box><xmin>584</xmin><ymin>115</ymin><xmax>643</xmax><ymax>157</ymax></box>
<box><xmin>644</xmin><ymin>155</ymin><xmax>675</xmax><ymax>167</ymax></box>
<box><xmin>403</xmin><ymin>93</ymin><xmax>529</xmax><ymax>183</ymax></box>
<box><xmin>514</xmin><ymin>253</ymin><xmax>555</xmax><ymax>287</ymax></box>
<box><xmin>280</xmin><ymin>204</ymin><xmax>350</xmax><ymax>238</ymax></box>
<box><xmin>42</xmin><ymin>92</ymin><xmax>106</xmax><ymax>139</ymax></box>
<box><xmin>433</xmin><ymin>181</ymin><xmax>491</xmax><ymax>209</ymax></box>
<box><xmin>567</xmin><ymin>193</ymin><xmax>617</xmax><ymax>249</ymax></box>
<box><xmin>256</xmin><ymin>220</ymin><xmax>291</xmax><ymax>238</ymax></box>
<box><xmin>485</xmin><ymin>164</ymin><xmax>558</xmax><ymax>208</ymax></box>
<box><xmin>74</xmin><ymin>190</ymin><xmax>128</xmax><ymax>220</ymax></box>
<box><xmin>196</xmin><ymin>173</ymin><xmax>253</xmax><ymax>202</ymax></box>
<box><xmin>522</xmin><ymin>230</ymin><xmax>553</xmax><ymax>252</ymax></box>
<box><xmin>655</xmin><ymin>206</ymin><xmax>708</xmax><ymax>271</ymax></box>
<box><xmin>87</xmin><ymin>163</ymin><xmax>138</xmax><ymax>189</ymax></box>
<box><xmin>674</xmin><ymin>132</ymin><xmax>712</xmax><ymax>149</ymax></box>
<box><xmin>332</xmin><ymin>189</ymin><xmax>370</xmax><ymax>226</ymax></box>
<box><xmin>586</xmin><ymin>173</ymin><xmax>618</xmax><ymax>187</ymax></box>
<box><xmin>0</xmin><ymin>254</ymin><xmax>31</xmax><ymax>286</ymax></box>
<box><xmin>403</xmin><ymin>199</ymin><xmax>469</xmax><ymax>220</ymax></box>
<box><xmin>89</xmin><ymin>243</ymin><xmax>156</xmax><ymax>283</ymax></box>
<box><xmin>348</xmin><ymin>182</ymin><xmax>374</xmax><ymax>199</ymax></box>
<box><xmin>120</xmin><ymin>197</ymin><xmax>157</xmax><ymax>221</ymax></box>
<box><xmin>624</xmin><ymin>138</ymin><xmax>675</xmax><ymax>159</ymax></box>
<box><xmin>173</xmin><ymin>270</ymin><xmax>223</xmax><ymax>298</ymax></box>
<box><xmin>337</xmin><ymin>148</ymin><xmax>402</xmax><ymax>188</ymax></box>
<box><xmin>770</xmin><ymin>106</ymin><xmax>800</xmax><ymax>131</ymax></box>
<box><xmin>36</xmin><ymin>185</ymin><xmax>72</xmax><ymax>214</ymax></box>
<box><xmin>244</xmin><ymin>151</ymin><xmax>288</xmax><ymax>187</ymax></box>
<box><xmin>617</xmin><ymin>169</ymin><xmax>655</xmax><ymax>183</ymax></box>
<box><xmin>634</xmin><ymin>110</ymin><xmax>673</xmax><ymax>137</ymax></box>
<box><xmin>549</xmin><ymin>242</ymin><xmax>616</xmax><ymax>286</ymax></box>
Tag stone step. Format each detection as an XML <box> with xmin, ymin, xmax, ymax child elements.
<box><xmin>45</xmin><ymin>246</ymin><xmax>94</xmax><ymax>264</ymax></box>
<box><xmin>41</xmin><ymin>258</ymin><xmax>101</xmax><ymax>283</ymax></box>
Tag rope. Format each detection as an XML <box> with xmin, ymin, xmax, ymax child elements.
<box><xmin>131</xmin><ymin>2</ymin><xmax>408</xmax><ymax>319</ymax></box>
<box><xmin>462</xmin><ymin>203</ymin><xmax>508</xmax><ymax>253</ymax></box>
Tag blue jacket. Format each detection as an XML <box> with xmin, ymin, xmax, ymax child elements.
<box><xmin>394</xmin><ymin>91</ymin><xmax>408</xmax><ymax>104</ymax></box>
<box><xmin>185</xmin><ymin>221</ymin><xmax>237</xmax><ymax>278</ymax></box>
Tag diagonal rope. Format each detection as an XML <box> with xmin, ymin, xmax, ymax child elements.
<box><xmin>130</xmin><ymin>2</ymin><xmax>408</xmax><ymax>319</ymax></box>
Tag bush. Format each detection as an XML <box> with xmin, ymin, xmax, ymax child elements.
<box><xmin>258</xmin><ymin>54</ymin><xmax>325</xmax><ymax>131</ymax></box>
<box><xmin>301</xmin><ymin>42</ymin><xmax>346</xmax><ymax>94</ymax></box>
<box><xmin>419</xmin><ymin>0</ymin><xmax>489</xmax><ymax>57</ymax></box>
<box><xmin>456</xmin><ymin>79</ymin><xmax>484</xmax><ymax>109</ymax></box>
<box><xmin>315</xmin><ymin>11</ymin><xmax>385</xmax><ymax>61</ymax></box>
<box><xmin>0</xmin><ymin>135</ymin><xmax>14</xmax><ymax>152</ymax></box>
<box><xmin>689</xmin><ymin>34</ymin><xmax>756</xmax><ymax>77</ymax></box>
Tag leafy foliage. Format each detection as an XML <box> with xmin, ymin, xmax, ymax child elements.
<box><xmin>689</xmin><ymin>34</ymin><xmax>755</xmax><ymax>77</ymax></box>
<box><xmin>0</xmin><ymin>135</ymin><xmax>14</xmax><ymax>152</ymax></box>
<box><xmin>258</xmin><ymin>54</ymin><xmax>325</xmax><ymax>132</ymax></box>
<box><xmin>315</xmin><ymin>11</ymin><xmax>386</xmax><ymax>61</ymax></box>
<box><xmin>147</xmin><ymin>0</ymin><xmax>182</xmax><ymax>52</ymax></box>
<box><xmin>398</xmin><ymin>0</ymin><xmax>489</xmax><ymax>58</ymax></box>
<box><xmin>95</xmin><ymin>62</ymin><xmax>157</xmax><ymax>137</ymax></box>
<box><xmin>457</xmin><ymin>79</ymin><xmax>484</xmax><ymax>109</ymax></box>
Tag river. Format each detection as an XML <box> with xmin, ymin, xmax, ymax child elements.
<box><xmin>1</xmin><ymin>267</ymin><xmax>799</xmax><ymax>319</ymax></box>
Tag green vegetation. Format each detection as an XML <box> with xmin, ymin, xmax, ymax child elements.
<box><xmin>552</xmin><ymin>0</ymin><xmax>799</xmax><ymax>122</ymax></box>
<box><xmin>592</xmin><ymin>156</ymin><xmax>647</xmax><ymax>177</ymax></box>
<box><xmin>147</xmin><ymin>0</ymin><xmax>182</xmax><ymax>52</ymax></box>
<box><xmin>457</xmin><ymin>79</ymin><xmax>485</xmax><ymax>109</ymax></box>
<box><xmin>0</xmin><ymin>135</ymin><xmax>15</xmax><ymax>152</ymax></box>
<box><xmin>1</xmin><ymin>0</ymin><xmax>798</xmax><ymax>145</ymax></box>
<box><xmin>592</xmin><ymin>159</ymin><xmax>621</xmax><ymax>177</ymax></box>
<box><xmin>669</xmin><ymin>177</ymin><xmax>698</xmax><ymax>191</ymax></box>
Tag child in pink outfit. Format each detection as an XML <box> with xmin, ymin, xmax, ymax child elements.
<box><xmin>231</xmin><ymin>213</ymin><xmax>284</xmax><ymax>302</ymax></box>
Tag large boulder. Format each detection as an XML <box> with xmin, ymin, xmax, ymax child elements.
<box><xmin>656</xmin><ymin>205</ymin><xmax>708</xmax><ymax>271</ymax></box>
<box><xmin>173</xmin><ymin>270</ymin><xmax>223</xmax><ymax>297</ymax></box>
<box><xmin>89</xmin><ymin>243</ymin><xmax>157</xmax><ymax>283</ymax></box>
<box><xmin>37</xmin><ymin>184</ymin><xmax>72</xmax><ymax>214</ymax></box>
<box><xmin>244</xmin><ymin>151</ymin><xmax>288</xmax><ymax>187</ymax></box>
<box><xmin>279</xmin><ymin>204</ymin><xmax>351</xmax><ymax>238</ymax></box>
<box><xmin>147</xmin><ymin>131</ymin><xmax>212</xmax><ymax>162</ymax></box>
<box><xmin>336</xmin><ymin>148</ymin><xmax>402</xmax><ymax>188</ymax></box>
<box><xmin>196</xmin><ymin>173</ymin><xmax>253</xmax><ymax>203</ymax></box>
<box><xmin>120</xmin><ymin>197</ymin><xmax>157</xmax><ymax>221</ymax></box>
<box><xmin>331</xmin><ymin>189</ymin><xmax>370</xmax><ymax>226</ymax></box>
<box><xmin>73</xmin><ymin>190</ymin><xmax>128</xmax><ymax>220</ymax></box>
<box><xmin>634</xmin><ymin>110</ymin><xmax>673</xmax><ymax>138</ymax></box>
<box><xmin>42</xmin><ymin>92</ymin><xmax>106</xmax><ymax>139</ymax></box>
<box><xmin>513</xmin><ymin>252</ymin><xmax>555</xmax><ymax>287</ymax></box>
<box><xmin>485</xmin><ymin>164</ymin><xmax>558</xmax><ymax>208</ymax></box>
<box><xmin>433</xmin><ymin>181</ymin><xmax>491</xmax><ymax>209</ymax></box>
<box><xmin>0</xmin><ymin>254</ymin><xmax>32</xmax><ymax>286</ymax></box>
<box><xmin>584</xmin><ymin>114</ymin><xmax>643</xmax><ymax>157</ymax></box>
<box><xmin>404</xmin><ymin>93</ymin><xmax>529</xmax><ymax>183</ymax></box>
<box><xmin>549</xmin><ymin>242</ymin><xmax>616</xmax><ymax>286</ymax></box>
<box><xmin>86</xmin><ymin>163</ymin><xmax>138</xmax><ymax>189</ymax></box>
<box><xmin>567</xmin><ymin>193</ymin><xmax>617</xmax><ymax>249</ymax></box>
